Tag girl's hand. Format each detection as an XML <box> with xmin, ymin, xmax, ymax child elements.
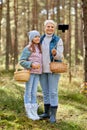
<box><xmin>51</xmin><ymin>49</ymin><xmax>57</xmax><ymax>56</ymax></box>
<box><xmin>32</xmin><ymin>64</ymin><xmax>40</xmax><ymax>69</ymax></box>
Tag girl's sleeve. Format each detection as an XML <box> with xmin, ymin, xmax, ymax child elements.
<box><xmin>19</xmin><ymin>47</ymin><xmax>32</xmax><ymax>69</ymax></box>
<box><xmin>54</xmin><ymin>38</ymin><xmax>64</xmax><ymax>60</ymax></box>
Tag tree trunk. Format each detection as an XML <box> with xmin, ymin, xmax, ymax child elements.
<box><xmin>13</xmin><ymin>0</ymin><xmax>18</xmax><ymax>69</ymax></box>
<box><xmin>0</xmin><ymin>3</ymin><xmax>2</xmax><ymax>53</ymax></box>
<box><xmin>56</xmin><ymin>0</ymin><xmax>60</xmax><ymax>35</ymax></box>
<box><xmin>82</xmin><ymin>0</ymin><xmax>87</xmax><ymax>82</ymax></box>
<box><xmin>68</xmin><ymin>0</ymin><xmax>72</xmax><ymax>82</ymax></box>
<box><xmin>75</xmin><ymin>0</ymin><xmax>79</xmax><ymax>65</ymax></box>
<box><xmin>6</xmin><ymin>0</ymin><xmax>11</xmax><ymax>70</ymax></box>
<box><xmin>46</xmin><ymin>0</ymin><xmax>49</xmax><ymax>19</ymax></box>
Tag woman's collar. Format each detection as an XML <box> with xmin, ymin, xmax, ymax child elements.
<box><xmin>45</xmin><ymin>33</ymin><xmax>53</xmax><ymax>37</ymax></box>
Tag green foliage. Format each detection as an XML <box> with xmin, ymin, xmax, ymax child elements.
<box><xmin>0</xmin><ymin>70</ymin><xmax>87</xmax><ymax>130</ymax></box>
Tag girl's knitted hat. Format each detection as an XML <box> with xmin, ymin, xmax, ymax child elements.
<box><xmin>28</xmin><ymin>30</ymin><xmax>40</xmax><ymax>42</ymax></box>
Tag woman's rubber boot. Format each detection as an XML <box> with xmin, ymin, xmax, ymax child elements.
<box><xmin>39</xmin><ymin>104</ymin><xmax>50</xmax><ymax>119</ymax></box>
<box><xmin>49</xmin><ymin>107</ymin><xmax>57</xmax><ymax>123</ymax></box>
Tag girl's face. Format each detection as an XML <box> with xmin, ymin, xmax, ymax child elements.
<box><xmin>32</xmin><ymin>36</ymin><xmax>40</xmax><ymax>44</ymax></box>
<box><xmin>44</xmin><ymin>23</ymin><xmax>55</xmax><ymax>35</ymax></box>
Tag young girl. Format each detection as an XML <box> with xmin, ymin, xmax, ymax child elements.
<box><xmin>19</xmin><ymin>30</ymin><xmax>42</xmax><ymax>120</ymax></box>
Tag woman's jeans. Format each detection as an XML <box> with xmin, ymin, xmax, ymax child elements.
<box><xmin>24</xmin><ymin>74</ymin><xmax>39</xmax><ymax>104</ymax></box>
<box><xmin>40</xmin><ymin>73</ymin><xmax>60</xmax><ymax>107</ymax></box>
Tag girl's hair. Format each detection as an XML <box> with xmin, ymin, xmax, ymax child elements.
<box><xmin>29</xmin><ymin>42</ymin><xmax>42</xmax><ymax>53</ymax></box>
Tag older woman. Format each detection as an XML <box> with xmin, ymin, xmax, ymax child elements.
<box><xmin>40</xmin><ymin>20</ymin><xmax>64</xmax><ymax>123</ymax></box>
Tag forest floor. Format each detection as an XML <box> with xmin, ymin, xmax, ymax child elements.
<box><xmin>0</xmin><ymin>69</ymin><xmax>87</xmax><ymax>130</ymax></box>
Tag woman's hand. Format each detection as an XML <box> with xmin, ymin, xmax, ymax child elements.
<box><xmin>31</xmin><ymin>64</ymin><xmax>40</xmax><ymax>69</ymax></box>
<box><xmin>51</xmin><ymin>49</ymin><xmax>57</xmax><ymax>56</ymax></box>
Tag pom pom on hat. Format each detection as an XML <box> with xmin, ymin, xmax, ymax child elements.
<box><xmin>28</xmin><ymin>30</ymin><xmax>40</xmax><ymax>42</ymax></box>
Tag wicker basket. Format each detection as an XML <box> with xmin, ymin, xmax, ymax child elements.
<box><xmin>50</xmin><ymin>62</ymin><xmax>68</xmax><ymax>73</ymax></box>
<box><xmin>14</xmin><ymin>63</ymin><xmax>30</xmax><ymax>82</ymax></box>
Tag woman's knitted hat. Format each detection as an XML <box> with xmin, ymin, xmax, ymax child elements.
<box><xmin>28</xmin><ymin>30</ymin><xmax>40</xmax><ymax>42</ymax></box>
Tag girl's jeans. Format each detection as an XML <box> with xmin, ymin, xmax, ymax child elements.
<box><xmin>24</xmin><ymin>74</ymin><xmax>39</xmax><ymax>104</ymax></box>
<box><xmin>40</xmin><ymin>73</ymin><xmax>60</xmax><ymax>107</ymax></box>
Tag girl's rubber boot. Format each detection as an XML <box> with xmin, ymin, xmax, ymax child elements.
<box><xmin>25</xmin><ymin>103</ymin><xmax>38</xmax><ymax>120</ymax></box>
<box><xmin>31</xmin><ymin>103</ymin><xmax>40</xmax><ymax>120</ymax></box>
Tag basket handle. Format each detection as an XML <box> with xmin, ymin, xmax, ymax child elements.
<box><xmin>52</xmin><ymin>56</ymin><xmax>64</xmax><ymax>62</ymax></box>
<box><xmin>15</xmin><ymin>60</ymin><xmax>26</xmax><ymax>72</ymax></box>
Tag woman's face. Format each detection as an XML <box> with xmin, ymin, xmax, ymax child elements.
<box><xmin>44</xmin><ymin>23</ymin><xmax>55</xmax><ymax>35</ymax></box>
<box><xmin>32</xmin><ymin>36</ymin><xmax>40</xmax><ymax>44</ymax></box>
